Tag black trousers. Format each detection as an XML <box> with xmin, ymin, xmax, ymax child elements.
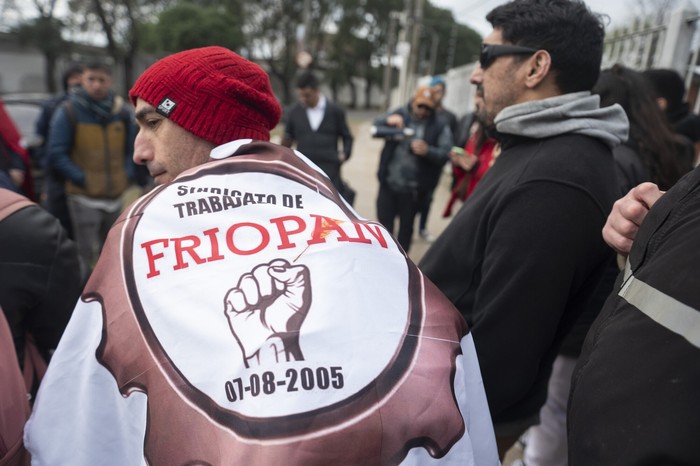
<box><xmin>376</xmin><ymin>184</ymin><xmax>425</xmax><ymax>252</ymax></box>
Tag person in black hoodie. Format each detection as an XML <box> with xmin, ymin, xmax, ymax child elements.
<box><xmin>418</xmin><ymin>0</ymin><xmax>629</xmax><ymax>458</ymax></box>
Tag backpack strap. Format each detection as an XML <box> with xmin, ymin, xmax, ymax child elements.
<box><xmin>0</xmin><ymin>190</ymin><xmax>34</xmax><ymax>222</ymax></box>
<box><xmin>59</xmin><ymin>100</ymin><xmax>77</xmax><ymax>132</ymax></box>
<box><xmin>55</xmin><ymin>100</ymin><xmax>79</xmax><ymax>163</ymax></box>
<box><xmin>113</xmin><ymin>96</ymin><xmax>134</xmax><ymax>132</ymax></box>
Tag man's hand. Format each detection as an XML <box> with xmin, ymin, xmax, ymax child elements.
<box><xmin>603</xmin><ymin>182</ymin><xmax>665</xmax><ymax>255</ymax></box>
<box><xmin>449</xmin><ymin>150</ymin><xmax>478</xmax><ymax>171</ymax></box>
<box><xmin>223</xmin><ymin>259</ymin><xmax>311</xmax><ymax>367</ymax></box>
<box><xmin>410</xmin><ymin>139</ymin><xmax>429</xmax><ymax>157</ymax></box>
<box><xmin>9</xmin><ymin>169</ymin><xmax>25</xmax><ymax>187</ymax></box>
<box><xmin>386</xmin><ymin>114</ymin><xmax>405</xmax><ymax>128</ymax></box>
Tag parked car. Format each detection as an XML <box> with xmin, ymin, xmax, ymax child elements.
<box><xmin>2</xmin><ymin>93</ymin><xmax>51</xmax><ymax>157</ymax></box>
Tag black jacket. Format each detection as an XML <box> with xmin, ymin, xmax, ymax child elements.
<box><xmin>569</xmin><ymin>165</ymin><xmax>700</xmax><ymax>465</ymax></box>
<box><xmin>375</xmin><ymin>104</ymin><xmax>450</xmax><ymax>192</ymax></box>
<box><xmin>0</xmin><ymin>189</ymin><xmax>81</xmax><ymax>364</ymax></box>
<box><xmin>420</xmin><ymin>132</ymin><xmax>619</xmax><ymax>424</ymax></box>
<box><xmin>283</xmin><ymin>100</ymin><xmax>353</xmax><ymax>188</ymax></box>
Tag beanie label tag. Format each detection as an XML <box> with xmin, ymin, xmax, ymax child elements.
<box><xmin>156</xmin><ymin>97</ymin><xmax>178</xmax><ymax>117</ymax></box>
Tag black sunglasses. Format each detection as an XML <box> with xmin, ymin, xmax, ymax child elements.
<box><xmin>479</xmin><ymin>44</ymin><xmax>539</xmax><ymax>70</ymax></box>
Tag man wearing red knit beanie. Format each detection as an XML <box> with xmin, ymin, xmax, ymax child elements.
<box><xmin>24</xmin><ymin>46</ymin><xmax>498</xmax><ymax>465</ymax></box>
<box><xmin>127</xmin><ymin>45</ymin><xmax>282</xmax><ymax>185</ymax></box>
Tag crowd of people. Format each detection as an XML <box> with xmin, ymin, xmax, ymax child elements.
<box><xmin>2</xmin><ymin>0</ymin><xmax>700</xmax><ymax>464</ymax></box>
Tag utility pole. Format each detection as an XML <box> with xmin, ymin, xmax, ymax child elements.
<box><xmin>303</xmin><ymin>0</ymin><xmax>311</xmax><ymax>49</ymax></box>
<box><xmin>296</xmin><ymin>0</ymin><xmax>313</xmax><ymax>68</ymax></box>
<box><xmin>447</xmin><ymin>23</ymin><xmax>457</xmax><ymax>71</ymax></box>
<box><xmin>396</xmin><ymin>3</ymin><xmax>411</xmax><ymax>106</ymax></box>
<box><xmin>429</xmin><ymin>31</ymin><xmax>439</xmax><ymax>77</ymax></box>
<box><xmin>382</xmin><ymin>12</ymin><xmax>399</xmax><ymax>110</ymax></box>
<box><xmin>406</xmin><ymin>0</ymin><xmax>425</xmax><ymax>95</ymax></box>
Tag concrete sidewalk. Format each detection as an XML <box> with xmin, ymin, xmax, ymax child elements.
<box><xmin>339</xmin><ymin>110</ymin><xmax>455</xmax><ymax>264</ymax></box>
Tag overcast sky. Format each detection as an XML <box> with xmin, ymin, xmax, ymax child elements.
<box><xmin>431</xmin><ymin>0</ymin><xmax>700</xmax><ymax>37</ymax></box>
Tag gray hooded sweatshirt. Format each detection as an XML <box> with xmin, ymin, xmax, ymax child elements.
<box><xmin>496</xmin><ymin>91</ymin><xmax>629</xmax><ymax>147</ymax></box>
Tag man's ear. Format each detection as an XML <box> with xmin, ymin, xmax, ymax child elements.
<box><xmin>524</xmin><ymin>50</ymin><xmax>552</xmax><ymax>89</ymax></box>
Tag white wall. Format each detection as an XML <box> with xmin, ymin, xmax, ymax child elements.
<box><xmin>0</xmin><ymin>49</ymin><xmax>45</xmax><ymax>93</ymax></box>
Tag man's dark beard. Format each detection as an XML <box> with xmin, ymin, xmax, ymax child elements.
<box><xmin>473</xmin><ymin>105</ymin><xmax>495</xmax><ymax>135</ymax></box>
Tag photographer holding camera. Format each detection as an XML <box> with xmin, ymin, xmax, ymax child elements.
<box><xmin>374</xmin><ymin>86</ymin><xmax>452</xmax><ymax>253</ymax></box>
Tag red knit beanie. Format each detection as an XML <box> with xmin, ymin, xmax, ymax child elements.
<box><xmin>129</xmin><ymin>46</ymin><xmax>281</xmax><ymax>145</ymax></box>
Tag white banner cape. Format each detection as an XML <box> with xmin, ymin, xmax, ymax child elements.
<box><xmin>25</xmin><ymin>140</ymin><xmax>498</xmax><ymax>465</ymax></box>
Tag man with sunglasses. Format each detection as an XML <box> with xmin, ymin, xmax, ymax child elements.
<box><xmin>374</xmin><ymin>85</ymin><xmax>452</xmax><ymax>253</ymax></box>
<box><xmin>419</xmin><ymin>0</ymin><xmax>629</xmax><ymax>458</ymax></box>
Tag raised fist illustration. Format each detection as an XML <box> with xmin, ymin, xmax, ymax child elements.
<box><xmin>223</xmin><ymin>259</ymin><xmax>311</xmax><ymax>367</ymax></box>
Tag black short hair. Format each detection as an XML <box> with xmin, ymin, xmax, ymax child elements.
<box><xmin>642</xmin><ymin>68</ymin><xmax>686</xmax><ymax>115</ymax></box>
<box><xmin>84</xmin><ymin>62</ymin><xmax>112</xmax><ymax>75</ymax></box>
<box><xmin>61</xmin><ymin>63</ymin><xmax>84</xmax><ymax>92</ymax></box>
<box><xmin>595</xmin><ymin>64</ymin><xmax>688</xmax><ymax>190</ymax></box>
<box><xmin>295</xmin><ymin>71</ymin><xmax>319</xmax><ymax>90</ymax></box>
<box><xmin>486</xmin><ymin>0</ymin><xmax>606</xmax><ymax>94</ymax></box>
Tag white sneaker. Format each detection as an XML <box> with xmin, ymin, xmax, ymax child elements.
<box><xmin>419</xmin><ymin>229</ymin><xmax>436</xmax><ymax>242</ymax></box>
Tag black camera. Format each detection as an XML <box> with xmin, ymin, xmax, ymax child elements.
<box><xmin>370</xmin><ymin>125</ymin><xmax>415</xmax><ymax>140</ymax></box>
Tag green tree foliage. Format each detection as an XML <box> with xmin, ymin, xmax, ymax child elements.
<box><xmin>8</xmin><ymin>0</ymin><xmax>482</xmax><ymax>105</ymax></box>
<box><xmin>141</xmin><ymin>2</ymin><xmax>244</xmax><ymax>53</ymax></box>
<box><xmin>243</xmin><ymin>0</ymin><xmax>338</xmax><ymax>105</ymax></box>
<box><xmin>323</xmin><ymin>0</ymin><xmax>480</xmax><ymax>108</ymax></box>
<box><xmin>243</xmin><ymin>0</ymin><xmax>296</xmax><ymax>104</ymax></box>
<box><xmin>325</xmin><ymin>0</ymin><xmax>403</xmax><ymax>108</ymax></box>
<box><xmin>452</xmin><ymin>24</ymin><xmax>482</xmax><ymax>68</ymax></box>
<box><xmin>15</xmin><ymin>15</ymin><xmax>69</xmax><ymax>93</ymax></box>
<box><xmin>420</xmin><ymin>2</ymin><xmax>480</xmax><ymax>74</ymax></box>
<box><xmin>65</xmin><ymin>0</ymin><xmax>165</xmax><ymax>94</ymax></box>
